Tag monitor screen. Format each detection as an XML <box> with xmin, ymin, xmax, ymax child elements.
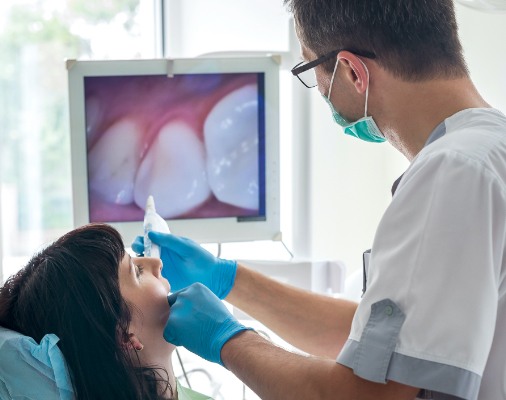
<box><xmin>68</xmin><ymin>57</ymin><xmax>280</xmax><ymax>243</ymax></box>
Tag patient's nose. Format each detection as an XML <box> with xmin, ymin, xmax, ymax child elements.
<box><xmin>146</xmin><ymin>257</ymin><xmax>163</xmax><ymax>278</ymax></box>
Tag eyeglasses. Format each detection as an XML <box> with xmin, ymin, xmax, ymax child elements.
<box><xmin>291</xmin><ymin>49</ymin><xmax>377</xmax><ymax>88</ymax></box>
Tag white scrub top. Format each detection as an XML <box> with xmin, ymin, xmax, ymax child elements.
<box><xmin>337</xmin><ymin>108</ymin><xmax>506</xmax><ymax>400</ymax></box>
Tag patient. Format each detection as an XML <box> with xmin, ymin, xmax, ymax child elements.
<box><xmin>0</xmin><ymin>223</ymin><xmax>209</xmax><ymax>400</ymax></box>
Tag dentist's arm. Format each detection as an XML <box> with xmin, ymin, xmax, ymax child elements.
<box><xmin>227</xmin><ymin>263</ymin><xmax>357</xmax><ymax>358</ymax></box>
<box><xmin>222</xmin><ymin>330</ymin><xmax>419</xmax><ymax>400</ymax></box>
<box><xmin>166</xmin><ymin>284</ymin><xmax>419</xmax><ymax>400</ymax></box>
<box><xmin>136</xmin><ymin>232</ymin><xmax>356</xmax><ymax>358</ymax></box>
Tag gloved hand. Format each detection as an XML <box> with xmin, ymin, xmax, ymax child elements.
<box><xmin>164</xmin><ymin>283</ymin><xmax>252</xmax><ymax>366</ymax></box>
<box><xmin>131</xmin><ymin>232</ymin><xmax>237</xmax><ymax>299</ymax></box>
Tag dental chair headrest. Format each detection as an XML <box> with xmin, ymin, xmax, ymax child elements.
<box><xmin>0</xmin><ymin>326</ymin><xmax>74</xmax><ymax>399</ymax></box>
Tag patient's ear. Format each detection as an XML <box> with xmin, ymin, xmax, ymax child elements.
<box><xmin>121</xmin><ymin>332</ymin><xmax>144</xmax><ymax>351</ymax></box>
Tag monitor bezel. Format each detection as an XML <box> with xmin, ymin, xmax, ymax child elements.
<box><xmin>67</xmin><ymin>56</ymin><xmax>281</xmax><ymax>244</ymax></box>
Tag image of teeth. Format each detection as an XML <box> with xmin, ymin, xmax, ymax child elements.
<box><xmin>134</xmin><ymin>121</ymin><xmax>211</xmax><ymax>218</ymax></box>
<box><xmin>88</xmin><ymin>118</ymin><xmax>143</xmax><ymax>205</ymax></box>
<box><xmin>204</xmin><ymin>84</ymin><xmax>259</xmax><ymax>210</ymax></box>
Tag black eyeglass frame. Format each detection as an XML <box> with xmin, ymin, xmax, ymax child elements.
<box><xmin>291</xmin><ymin>48</ymin><xmax>377</xmax><ymax>88</ymax></box>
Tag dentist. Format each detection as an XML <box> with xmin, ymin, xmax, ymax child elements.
<box><xmin>134</xmin><ymin>1</ymin><xmax>506</xmax><ymax>399</ymax></box>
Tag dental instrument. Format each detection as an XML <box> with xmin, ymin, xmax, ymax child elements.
<box><xmin>143</xmin><ymin>195</ymin><xmax>170</xmax><ymax>259</ymax></box>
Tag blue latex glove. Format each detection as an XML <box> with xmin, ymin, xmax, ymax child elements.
<box><xmin>131</xmin><ymin>233</ymin><xmax>237</xmax><ymax>299</ymax></box>
<box><xmin>164</xmin><ymin>283</ymin><xmax>252</xmax><ymax>366</ymax></box>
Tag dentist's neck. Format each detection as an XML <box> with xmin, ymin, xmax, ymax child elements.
<box><xmin>369</xmin><ymin>67</ymin><xmax>490</xmax><ymax>161</ymax></box>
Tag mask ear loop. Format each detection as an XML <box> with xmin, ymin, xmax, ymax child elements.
<box><xmin>327</xmin><ymin>58</ymin><xmax>340</xmax><ymax>100</ymax></box>
<box><xmin>357</xmin><ymin>58</ymin><xmax>370</xmax><ymax>118</ymax></box>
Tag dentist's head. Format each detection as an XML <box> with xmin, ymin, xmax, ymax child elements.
<box><xmin>287</xmin><ymin>0</ymin><xmax>479</xmax><ymax>160</ymax></box>
<box><xmin>287</xmin><ymin>0</ymin><xmax>467</xmax><ymax>81</ymax></box>
<box><xmin>0</xmin><ymin>223</ymin><xmax>175</xmax><ymax>400</ymax></box>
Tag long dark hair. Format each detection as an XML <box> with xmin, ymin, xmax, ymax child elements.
<box><xmin>0</xmin><ymin>223</ymin><xmax>172</xmax><ymax>399</ymax></box>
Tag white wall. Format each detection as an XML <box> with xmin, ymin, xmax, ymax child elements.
<box><xmin>163</xmin><ymin>0</ymin><xmax>289</xmax><ymax>58</ymax></box>
<box><xmin>308</xmin><ymin>93</ymin><xmax>408</xmax><ymax>274</ymax></box>
<box><xmin>455</xmin><ymin>3</ymin><xmax>506</xmax><ymax>112</ymax></box>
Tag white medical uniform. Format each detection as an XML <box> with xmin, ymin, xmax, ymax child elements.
<box><xmin>337</xmin><ymin>108</ymin><xmax>506</xmax><ymax>400</ymax></box>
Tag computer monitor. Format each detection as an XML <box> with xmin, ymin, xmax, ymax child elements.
<box><xmin>67</xmin><ymin>56</ymin><xmax>280</xmax><ymax>243</ymax></box>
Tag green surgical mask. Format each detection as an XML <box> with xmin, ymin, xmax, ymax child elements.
<box><xmin>323</xmin><ymin>59</ymin><xmax>386</xmax><ymax>143</ymax></box>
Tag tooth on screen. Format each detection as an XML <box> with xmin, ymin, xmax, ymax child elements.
<box><xmin>204</xmin><ymin>84</ymin><xmax>259</xmax><ymax>210</ymax></box>
<box><xmin>85</xmin><ymin>96</ymin><xmax>102</xmax><ymax>140</ymax></box>
<box><xmin>88</xmin><ymin>118</ymin><xmax>143</xmax><ymax>205</ymax></box>
<box><xmin>134</xmin><ymin>121</ymin><xmax>211</xmax><ymax>218</ymax></box>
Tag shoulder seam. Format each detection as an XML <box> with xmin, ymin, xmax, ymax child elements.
<box><xmin>415</xmin><ymin>148</ymin><xmax>506</xmax><ymax>199</ymax></box>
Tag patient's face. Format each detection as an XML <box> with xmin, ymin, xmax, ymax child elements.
<box><xmin>118</xmin><ymin>254</ymin><xmax>171</xmax><ymax>333</ymax></box>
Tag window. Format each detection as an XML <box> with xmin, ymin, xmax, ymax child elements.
<box><xmin>0</xmin><ymin>0</ymin><xmax>156</xmax><ymax>282</ymax></box>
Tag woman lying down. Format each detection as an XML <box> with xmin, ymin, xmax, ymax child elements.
<box><xmin>0</xmin><ymin>223</ymin><xmax>211</xmax><ymax>400</ymax></box>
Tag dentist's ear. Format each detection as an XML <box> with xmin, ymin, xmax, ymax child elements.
<box><xmin>337</xmin><ymin>51</ymin><xmax>369</xmax><ymax>94</ymax></box>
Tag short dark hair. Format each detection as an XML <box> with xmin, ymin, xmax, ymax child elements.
<box><xmin>284</xmin><ymin>0</ymin><xmax>468</xmax><ymax>81</ymax></box>
<box><xmin>0</xmin><ymin>223</ymin><xmax>172</xmax><ymax>400</ymax></box>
